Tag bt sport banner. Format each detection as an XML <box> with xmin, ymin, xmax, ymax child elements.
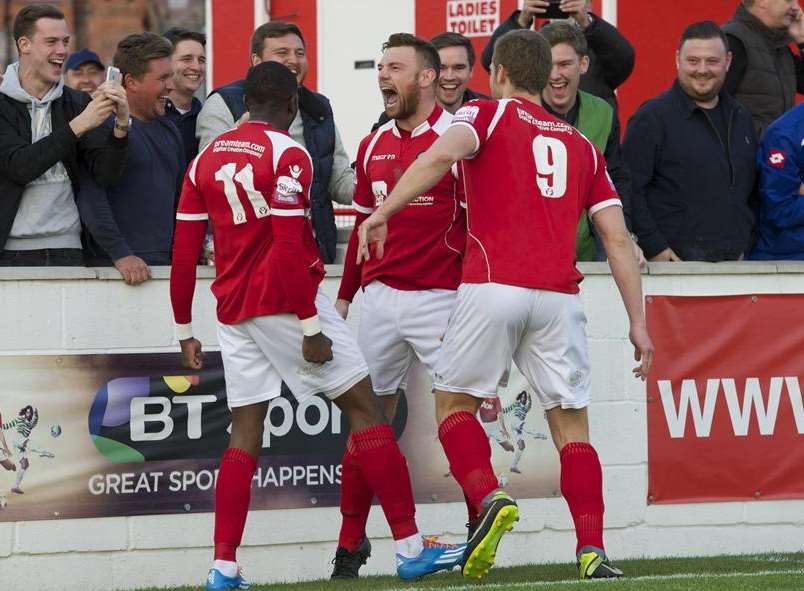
<box><xmin>0</xmin><ymin>353</ymin><xmax>559</xmax><ymax>521</ymax></box>
<box><xmin>647</xmin><ymin>294</ymin><xmax>804</xmax><ymax>504</ymax></box>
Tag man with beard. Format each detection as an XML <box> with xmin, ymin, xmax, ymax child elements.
<box><xmin>623</xmin><ymin>22</ymin><xmax>757</xmax><ymax>262</ymax></box>
<box><xmin>79</xmin><ymin>33</ymin><xmax>185</xmax><ymax>282</ymax></box>
<box><xmin>331</xmin><ymin>33</ymin><xmax>467</xmax><ymax>580</ymax></box>
<box><xmin>373</xmin><ymin>32</ymin><xmax>487</xmax><ymax>129</ymax></box>
<box><xmin>723</xmin><ymin>0</ymin><xmax>804</xmax><ymax>138</ymax></box>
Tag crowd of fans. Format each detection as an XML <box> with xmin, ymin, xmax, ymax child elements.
<box><xmin>2</xmin><ymin>0</ymin><xmax>804</xmax><ymax>281</ymax></box>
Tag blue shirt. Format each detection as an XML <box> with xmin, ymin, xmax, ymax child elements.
<box><xmin>750</xmin><ymin>103</ymin><xmax>804</xmax><ymax>260</ymax></box>
<box><xmin>78</xmin><ymin>117</ymin><xmax>185</xmax><ymax>265</ymax></box>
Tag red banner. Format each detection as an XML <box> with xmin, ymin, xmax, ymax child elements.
<box><xmin>646</xmin><ymin>295</ymin><xmax>804</xmax><ymax>504</ymax></box>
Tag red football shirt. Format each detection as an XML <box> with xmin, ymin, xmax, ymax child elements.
<box><xmin>171</xmin><ymin>121</ymin><xmax>324</xmax><ymax>326</ymax></box>
<box><xmin>451</xmin><ymin>97</ymin><xmax>621</xmax><ymax>294</ymax></box>
<box><xmin>338</xmin><ymin>105</ymin><xmax>466</xmax><ymax>302</ymax></box>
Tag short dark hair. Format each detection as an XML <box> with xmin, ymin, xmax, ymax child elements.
<box><xmin>250</xmin><ymin>21</ymin><xmax>305</xmax><ymax>58</ymax></box>
<box><xmin>163</xmin><ymin>27</ymin><xmax>206</xmax><ymax>52</ymax></box>
<box><xmin>13</xmin><ymin>3</ymin><xmax>65</xmax><ymax>48</ymax></box>
<box><xmin>382</xmin><ymin>33</ymin><xmax>441</xmax><ymax>77</ymax></box>
<box><xmin>491</xmin><ymin>30</ymin><xmax>552</xmax><ymax>95</ymax></box>
<box><xmin>113</xmin><ymin>32</ymin><xmax>173</xmax><ymax>80</ymax></box>
<box><xmin>431</xmin><ymin>31</ymin><xmax>476</xmax><ymax>69</ymax></box>
<box><xmin>540</xmin><ymin>21</ymin><xmax>588</xmax><ymax>57</ymax></box>
<box><xmin>679</xmin><ymin>20</ymin><xmax>729</xmax><ymax>52</ymax></box>
<box><xmin>244</xmin><ymin>61</ymin><xmax>297</xmax><ymax>112</ymax></box>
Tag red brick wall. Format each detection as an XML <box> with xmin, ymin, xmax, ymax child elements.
<box><xmin>73</xmin><ymin>0</ymin><xmax>148</xmax><ymax>65</ymax></box>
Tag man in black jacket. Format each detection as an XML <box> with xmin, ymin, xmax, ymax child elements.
<box><xmin>480</xmin><ymin>0</ymin><xmax>634</xmax><ymax>111</ymax></box>
<box><xmin>623</xmin><ymin>21</ymin><xmax>757</xmax><ymax>262</ymax></box>
<box><xmin>196</xmin><ymin>21</ymin><xmax>353</xmax><ymax>264</ymax></box>
<box><xmin>0</xmin><ymin>4</ymin><xmax>129</xmax><ymax>266</ymax></box>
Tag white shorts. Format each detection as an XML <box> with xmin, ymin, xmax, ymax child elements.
<box><xmin>217</xmin><ymin>290</ymin><xmax>369</xmax><ymax>408</ymax></box>
<box><xmin>433</xmin><ymin>283</ymin><xmax>591</xmax><ymax>410</ymax></box>
<box><xmin>358</xmin><ymin>281</ymin><xmax>456</xmax><ymax>395</ymax></box>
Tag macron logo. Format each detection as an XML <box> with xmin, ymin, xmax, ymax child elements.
<box><xmin>658</xmin><ymin>377</ymin><xmax>804</xmax><ymax>439</ymax></box>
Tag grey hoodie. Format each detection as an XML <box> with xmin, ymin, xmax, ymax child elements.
<box><xmin>0</xmin><ymin>62</ymin><xmax>81</xmax><ymax>250</ymax></box>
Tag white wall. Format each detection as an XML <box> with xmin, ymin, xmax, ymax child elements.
<box><xmin>1</xmin><ymin>262</ymin><xmax>804</xmax><ymax>591</ymax></box>
<box><xmin>317</xmin><ymin>0</ymin><xmax>416</xmax><ymax>159</ymax></box>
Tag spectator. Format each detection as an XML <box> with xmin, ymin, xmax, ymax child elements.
<box><xmin>723</xmin><ymin>0</ymin><xmax>804</xmax><ymax>138</ymax></box>
<box><xmin>539</xmin><ymin>21</ymin><xmax>636</xmax><ymax>261</ymax></box>
<box><xmin>0</xmin><ymin>3</ymin><xmax>128</xmax><ymax>267</ymax></box>
<box><xmin>431</xmin><ymin>32</ymin><xmax>488</xmax><ymax>111</ymax></box>
<box><xmin>79</xmin><ymin>33</ymin><xmax>184</xmax><ymax>284</ymax></box>
<box><xmin>623</xmin><ymin>21</ymin><xmax>757</xmax><ymax>262</ymax></box>
<box><xmin>197</xmin><ymin>21</ymin><xmax>352</xmax><ymax>263</ymax></box>
<box><xmin>750</xmin><ymin>103</ymin><xmax>804</xmax><ymax>259</ymax></box>
<box><xmin>63</xmin><ymin>48</ymin><xmax>105</xmax><ymax>96</ymax></box>
<box><xmin>373</xmin><ymin>31</ymin><xmax>488</xmax><ymax>129</ymax></box>
<box><xmin>480</xmin><ymin>0</ymin><xmax>635</xmax><ymax>110</ymax></box>
<box><xmin>163</xmin><ymin>27</ymin><xmax>206</xmax><ymax>163</ymax></box>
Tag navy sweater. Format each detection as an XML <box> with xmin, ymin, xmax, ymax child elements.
<box><xmin>79</xmin><ymin>117</ymin><xmax>185</xmax><ymax>265</ymax></box>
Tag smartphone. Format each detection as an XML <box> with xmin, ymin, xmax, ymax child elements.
<box><xmin>543</xmin><ymin>0</ymin><xmax>571</xmax><ymax>19</ymax></box>
<box><xmin>106</xmin><ymin>65</ymin><xmax>122</xmax><ymax>85</ymax></box>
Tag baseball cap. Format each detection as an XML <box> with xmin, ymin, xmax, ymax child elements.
<box><xmin>65</xmin><ymin>49</ymin><xmax>104</xmax><ymax>72</ymax></box>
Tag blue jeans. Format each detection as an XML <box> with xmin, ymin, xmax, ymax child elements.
<box><xmin>0</xmin><ymin>248</ymin><xmax>84</xmax><ymax>267</ymax></box>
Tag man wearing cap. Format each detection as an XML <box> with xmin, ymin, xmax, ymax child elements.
<box><xmin>64</xmin><ymin>48</ymin><xmax>105</xmax><ymax>96</ymax></box>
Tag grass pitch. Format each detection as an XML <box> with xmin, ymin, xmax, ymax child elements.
<box><xmin>145</xmin><ymin>553</ymin><xmax>804</xmax><ymax>590</ymax></box>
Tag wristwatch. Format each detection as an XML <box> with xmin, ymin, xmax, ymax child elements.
<box><xmin>114</xmin><ymin>116</ymin><xmax>132</xmax><ymax>132</ymax></box>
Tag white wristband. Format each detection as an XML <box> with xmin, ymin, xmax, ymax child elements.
<box><xmin>176</xmin><ymin>323</ymin><xmax>193</xmax><ymax>341</ymax></box>
<box><xmin>300</xmin><ymin>315</ymin><xmax>321</xmax><ymax>337</ymax></box>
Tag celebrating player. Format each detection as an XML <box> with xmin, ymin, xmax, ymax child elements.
<box><xmin>169</xmin><ymin>62</ymin><xmax>464</xmax><ymax>591</ymax></box>
<box><xmin>358</xmin><ymin>29</ymin><xmax>654</xmax><ymax>580</ymax></box>
<box><xmin>331</xmin><ymin>33</ymin><xmax>467</xmax><ymax>579</ymax></box>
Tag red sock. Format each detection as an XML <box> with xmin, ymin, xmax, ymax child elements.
<box><xmin>350</xmin><ymin>424</ymin><xmax>417</xmax><ymax>541</ymax></box>
<box><xmin>560</xmin><ymin>442</ymin><xmax>605</xmax><ymax>554</ymax></box>
<box><xmin>464</xmin><ymin>490</ymin><xmax>479</xmax><ymax>524</ymax></box>
<box><xmin>213</xmin><ymin>447</ymin><xmax>257</xmax><ymax>562</ymax></box>
<box><xmin>337</xmin><ymin>435</ymin><xmax>374</xmax><ymax>551</ymax></box>
<box><xmin>438</xmin><ymin>411</ymin><xmax>499</xmax><ymax>511</ymax></box>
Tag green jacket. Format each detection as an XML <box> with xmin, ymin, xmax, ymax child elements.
<box><xmin>573</xmin><ymin>90</ymin><xmax>613</xmax><ymax>261</ymax></box>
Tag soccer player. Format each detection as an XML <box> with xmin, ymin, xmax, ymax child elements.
<box><xmin>358</xmin><ymin>29</ymin><xmax>654</xmax><ymax>580</ymax></box>
<box><xmin>331</xmin><ymin>33</ymin><xmax>467</xmax><ymax>579</ymax></box>
<box><xmin>0</xmin><ymin>409</ymin><xmax>16</xmax><ymax>472</ymax></box>
<box><xmin>169</xmin><ymin>62</ymin><xmax>464</xmax><ymax>591</ymax></box>
<box><xmin>3</xmin><ymin>406</ymin><xmax>54</xmax><ymax>494</ymax></box>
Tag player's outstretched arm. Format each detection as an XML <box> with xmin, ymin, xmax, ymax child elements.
<box><xmin>358</xmin><ymin>125</ymin><xmax>477</xmax><ymax>263</ymax></box>
<box><xmin>593</xmin><ymin>205</ymin><xmax>654</xmax><ymax>380</ymax></box>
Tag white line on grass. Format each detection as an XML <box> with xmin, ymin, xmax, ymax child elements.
<box><xmin>400</xmin><ymin>568</ymin><xmax>804</xmax><ymax>591</ymax></box>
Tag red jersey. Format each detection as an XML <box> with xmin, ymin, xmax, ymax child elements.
<box><xmin>171</xmin><ymin>121</ymin><xmax>324</xmax><ymax>327</ymax></box>
<box><xmin>479</xmin><ymin>397</ymin><xmax>502</xmax><ymax>423</ymax></box>
<box><xmin>451</xmin><ymin>97</ymin><xmax>621</xmax><ymax>294</ymax></box>
<box><xmin>338</xmin><ymin>105</ymin><xmax>466</xmax><ymax>302</ymax></box>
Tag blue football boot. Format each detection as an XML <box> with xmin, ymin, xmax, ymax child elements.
<box><xmin>396</xmin><ymin>536</ymin><xmax>467</xmax><ymax>581</ymax></box>
<box><xmin>206</xmin><ymin>567</ymin><xmax>251</xmax><ymax>590</ymax></box>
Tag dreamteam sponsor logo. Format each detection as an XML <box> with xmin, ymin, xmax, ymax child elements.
<box><xmin>517</xmin><ymin>107</ymin><xmax>574</xmax><ymax>134</ymax></box>
<box><xmin>371</xmin><ymin>153</ymin><xmax>396</xmax><ymax>161</ymax></box>
<box><xmin>410</xmin><ymin>195</ymin><xmax>436</xmax><ymax>206</ymax></box>
<box><xmin>768</xmin><ymin>150</ymin><xmax>786</xmax><ymax>168</ymax></box>
<box><xmin>454</xmin><ymin>105</ymin><xmax>480</xmax><ymax>123</ymax></box>
<box><xmin>213</xmin><ymin>139</ymin><xmax>266</xmax><ymax>157</ymax></box>
<box><xmin>657</xmin><ymin>377</ymin><xmax>804</xmax><ymax>439</ymax></box>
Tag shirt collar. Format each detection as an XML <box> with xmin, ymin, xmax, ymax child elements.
<box><xmin>391</xmin><ymin>104</ymin><xmax>444</xmax><ymax>138</ymax></box>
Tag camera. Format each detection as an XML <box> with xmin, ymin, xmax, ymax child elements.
<box><xmin>543</xmin><ymin>0</ymin><xmax>571</xmax><ymax>19</ymax></box>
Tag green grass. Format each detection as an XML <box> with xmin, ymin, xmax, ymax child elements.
<box><xmin>142</xmin><ymin>553</ymin><xmax>804</xmax><ymax>591</ymax></box>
